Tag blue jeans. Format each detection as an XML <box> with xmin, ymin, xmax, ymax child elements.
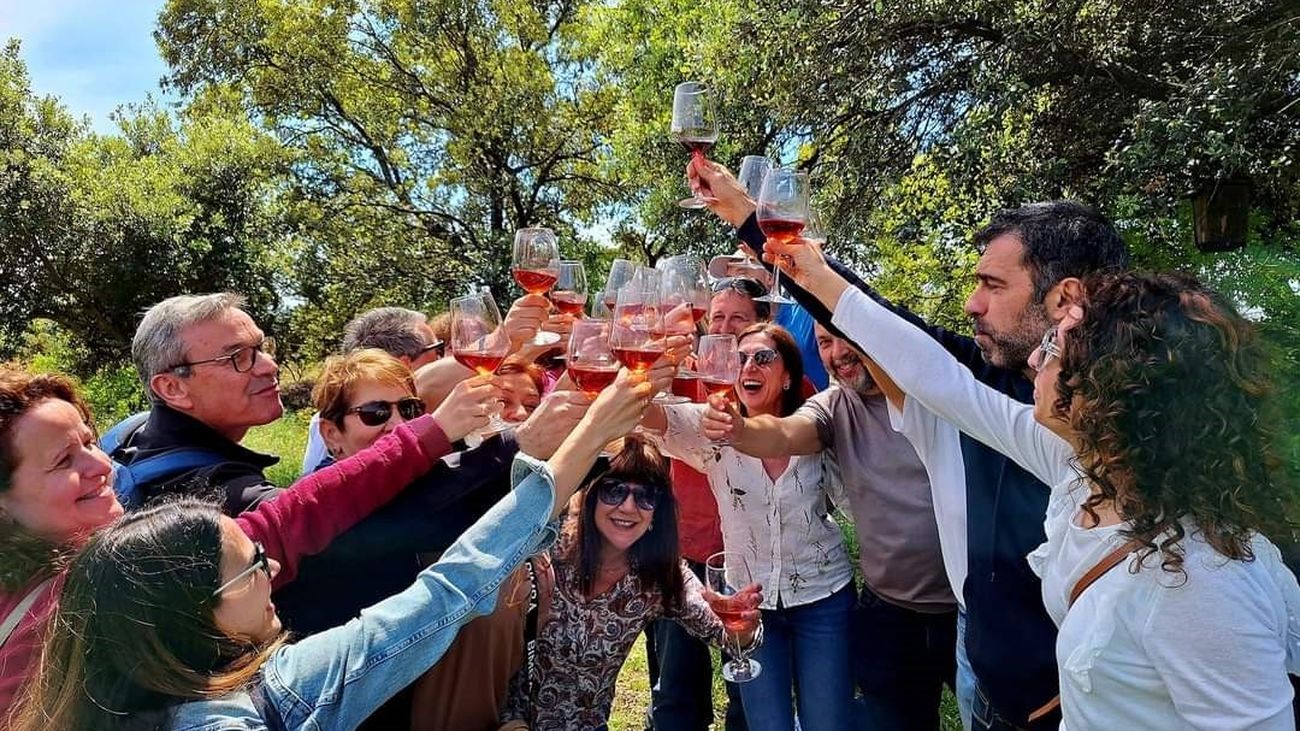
<box><xmin>738</xmin><ymin>583</ymin><xmax>855</xmax><ymax>731</ymax></box>
<box><xmin>850</xmin><ymin>585</ymin><xmax>957</xmax><ymax>731</ymax></box>
<box><xmin>647</xmin><ymin>561</ymin><xmax>748</xmax><ymax>731</ymax></box>
<box><xmin>955</xmin><ymin>608</ymin><xmax>975</xmax><ymax>731</ymax></box>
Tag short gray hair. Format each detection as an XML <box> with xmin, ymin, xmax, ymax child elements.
<box><xmin>340</xmin><ymin>307</ymin><xmax>430</xmax><ymax>358</ymax></box>
<box><xmin>132</xmin><ymin>293</ymin><xmax>247</xmax><ymax>398</ymax></box>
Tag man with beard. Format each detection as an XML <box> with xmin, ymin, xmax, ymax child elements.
<box><xmin>690</xmin><ymin>160</ymin><xmax>1129</xmax><ymax>731</ymax></box>
<box><xmin>704</xmin><ymin>323</ymin><xmax>958</xmax><ymax>731</ymax></box>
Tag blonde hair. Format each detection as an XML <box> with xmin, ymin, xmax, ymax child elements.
<box><xmin>312</xmin><ymin>348</ymin><xmax>416</xmax><ymax>424</ymax></box>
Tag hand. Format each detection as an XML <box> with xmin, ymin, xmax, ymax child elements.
<box><xmin>687</xmin><ymin>159</ymin><xmax>756</xmax><ymax>228</ymax></box>
<box><xmin>701</xmin><ymin>392</ymin><xmax>742</xmax><ymax>443</ymax></box>
<box><xmin>516</xmin><ymin>389</ymin><xmax>596</xmax><ymax>459</ymax></box>
<box><xmin>503</xmin><ymin>294</ymin><xmax>551</xmax><ymax>351</ymax></box>
<box><xmin>702</xmin><ymin>582</ymin><xmax>765</xmax><ymax>642</ymax></box>
<box><xmin>761</xmin><ymin>236</ymin><xmax>847</xmax><ymax>307</ymax></box>
<box><xmin>583</xmin><ymin>368</ymin><xmax>655</xmax><ymax>442</ymax></box>
<box><xmin>430</xmin><ymin>375</ymin><xmax>502</xmax><ymax>442</ymax></box>
<box><xmin>661</xmin><ymin>334</ymin><xmax>694</xmax><ymax>367</ymax></box>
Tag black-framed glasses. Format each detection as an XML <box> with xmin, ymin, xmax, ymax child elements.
<box><xmin>415</xmin><ymin>339</ymin><xmax>446</xmax><ymax>360</ymax></box>
<box><xmin>595</xmin><ymin>479</ymin><xmax>659</xmax><ymax>511</ymax></box>
<box><xmin>172</xmin><ymin>337</ymin><xmax>276</xmax><ymax>374</ymax></box>
<box><xmin>710</xmin><ymin>277</ymin><xmax>768</xmax><ymax>299</ymax></box>
<box><xmin>344</xmin><ymin>397</ymin><xmax>426</xmax><ymax>427</ymax></box>
<box><xmin>737</xmin><ymin>348</ymin><xmax>780</xmax><ymax>368</ymax></box>
<box><xmin>1028</xmin><ymin>328</ymin><xmax>1061</xmax><ymax>372</ymax></box>
<box><xmin>213</xmin><ymin>541</ymin><xmax>271</xmax><ymax>597</ymax></box>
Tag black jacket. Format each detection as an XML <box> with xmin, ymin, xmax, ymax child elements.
<box><xmin>739</xmin><ymin>215</ymin><xmax>1059</xmax><ymax>726</ymax></box>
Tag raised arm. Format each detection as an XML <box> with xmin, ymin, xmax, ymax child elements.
<box><xmin>700</xmin><ymin>394</ymin><xmax>823</xmax><ymax>457</ymax></box>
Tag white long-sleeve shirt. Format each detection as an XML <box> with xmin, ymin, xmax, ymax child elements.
<box><xmin>831</xmin><ymin>285</ymin><xmax>1300</xmax><ymax>730</ymax></box>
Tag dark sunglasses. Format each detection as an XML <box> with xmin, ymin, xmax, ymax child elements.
<box><xmin>415</xmin><ymin>339</ymin><xmax>446</xmax><ymax>360</ymax></box>
<box><xmin>711</xmin><ymin>277</ymin><xmax>769</xmax><ymax>298</ymax></box>
<box><xmin>738</xmin><ymin>348</ymin><xmax>780</xmax><ymax>367</ymax></box>
<box><xmin>345</xmin><ymin>397</ymin><xmax>426</xmax><ymax>427</ymax></box>
<box><xmin>213</xmin><ymin>541</ymin><xmax>271</xmax><ymax>597</ymax></box>
<box><xmin>595</xmin><ymin>479</ymin><xmax>659</xmax><ymax>511</ymax></box>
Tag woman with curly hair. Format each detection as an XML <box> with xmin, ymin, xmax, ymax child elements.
<box><xmin>771</xmin><ymin>237</ymin><xmax>1300</xmax><ymax>729</ymax></box>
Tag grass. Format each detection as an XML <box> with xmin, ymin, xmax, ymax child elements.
<box><xmin>242</xmin><ymin>412</ymin><xmax>962</xmax><ymax>730</ymax></box>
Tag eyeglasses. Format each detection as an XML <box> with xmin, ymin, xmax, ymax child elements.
<box><xmin>415</xmin><ymin>339</ymin><xmax>446</xmax><ymax>360</ymax></box>
<box><xmin>345</xmin><ymin>397</ymin><xmax>426</xmax><ymax>427</ymax></box>
<box><xmin>1028</xmin><ymin>328</ymin><xmax>1061</xmax><ymax>372</ymax></box>
<box><xmin>213</xmin><ymin>541</ymin><xmax>272</xmax><ymax>597</ymax></box>
<box><xmin>737</xmin><ymin>348</ymin><xmax>780</xmax><ymax>368</ymax></box>
<box><xmin>595</xmin><ymin>479</ymin><xmax>659</xmax><ymax>511</ymax></box>
<box><xmin>172</xmin><ymin>337</ymin><xmax>276</xmax><ymax>374</ymax></box>
<box><xmin>711</xmin><ymin>277</ymin><xmax>768</xmax><ymax>299</ymax></box>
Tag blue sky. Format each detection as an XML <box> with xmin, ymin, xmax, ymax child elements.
<box><xmin>4</xmin><ymin>0</ymin><xmax>170</xmax><ymax>133</ymax></box>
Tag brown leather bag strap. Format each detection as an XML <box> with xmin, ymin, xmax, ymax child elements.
<box><xmin>1026</xmin><ymin>538</ymin><xmax>1144</xmax><ymax>725</ymax></box>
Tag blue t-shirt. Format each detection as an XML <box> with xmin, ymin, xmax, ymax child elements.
<box><xmin>774</xmin><ymin>302</ymin><xmax>828</xmax><ymax>390</ymax></box>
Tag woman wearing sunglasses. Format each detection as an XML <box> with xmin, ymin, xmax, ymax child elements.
<box><xmin>640</xmin><ymin>323</ymin><xmax>856</xmax><ymax>731</ymax></box>
<box><xmin>10</xmin><ymin>368</ymin><xmax>660</xmax><ymax>731</ymax></box>
<box><xmin>769</xmin><ymin>229</ymin><xmax>1300</xmax><ymax>728</ymax></box>
<box><xmin>0</xmin><ymin>363</ymin><xmax>494</xmax><ymax>719</ymax></box>
<box><xmin>501</xmin><ymin>435</ymin><xmax>761</xmax><ymax>731</ymax></box>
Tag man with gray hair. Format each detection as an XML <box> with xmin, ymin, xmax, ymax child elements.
<box><xmin>124</xmin><ymin>292</ymin><xmax>285</xmax><ymax>512</ymax></box>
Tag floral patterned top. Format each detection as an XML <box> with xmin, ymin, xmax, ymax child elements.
<box><xmin>503</xmin><ymin>531</ymin><xmax>727</xmax><ymax>731</ymax></box>
<box><xmin>655</xmin><ymin>403</ymin><xmax>854</xmax><ymax>609</ymax></box>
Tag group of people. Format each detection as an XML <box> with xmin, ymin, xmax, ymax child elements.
<box><xmin>0</xmin><ymin>155</ymin><xmax>1297</xmax><ymax>731</ymax></box>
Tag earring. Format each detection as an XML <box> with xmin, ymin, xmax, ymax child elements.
<box><xmin>782</xmin><ymin>381</ymin><xmax>791</xmax><ymax>391</ymax></box>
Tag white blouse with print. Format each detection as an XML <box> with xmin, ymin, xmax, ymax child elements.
<box><xmin>655</xmin><ymin>403</ymin><xmax>854</xmax><ymax>610</ymax></box>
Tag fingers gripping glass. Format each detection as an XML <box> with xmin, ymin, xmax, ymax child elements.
<box><xmin>213</xmin><ymin>542</ymin><xmax>272</xmax><ymax>597</ymax></box>
<box><xmin>172</xmin><ymin>337</ymin><xmax>276</xmax><ymax>374</ymax></box>
<box><xmin>595</xmin><ymin>479</ymin><xmax>659</xmax><ymax>511</ymax></box>
<box><xmin>345</xmin><ymin>397</ymin><xmax>426</xmax><ymax>427</ymax></box>
<box><xmin>705</xmin><ymin>550</ymin><xmax>762</xmax><ymax>683</ymax></box>
<box><xmin>1028</xmin><ymin>327</ymin><xmax>1061</xmax><ymax>372</ymax></box>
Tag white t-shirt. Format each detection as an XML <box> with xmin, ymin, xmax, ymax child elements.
<box><xmin>300</xmin><ymin>412</ymin><xmax>328</xmax><ymax>475</ymax></box>
<box><xmin>831</xmin><ymin>286</ymin><xmax>1300</xmax><ymax>729</ymax></box>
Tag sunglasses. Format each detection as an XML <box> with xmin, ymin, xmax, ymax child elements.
<box><xmin>711</xmin><ymin>277</ymin><xmax>769</xmax><ymax>298</ymax></box>
<box><xmin>213</xmin><ymin>541</ymin><xmax>272</xmax><ymax>597</ymax></box>
<box><xmin>345</xmin><ymin>397</ymin><xmax>426</xmax><ymax>427</ymax></box>
<box><xmin>738</xmin><ymin>348</ymin><xmax>780</xmax><ymax>367</ymax></box>
<box><xmin>415</xmin><ymin>339</ymin><xmax>446</xmax><ymax>360</ymax></box>
<box><xmin>595</xmin><ymin>479</ymin><xmax>659</xmax><ymax>511</ymax></box>
<box><xmin>1028</xmin><ymin>328</ymin><xmax>1061</xmax><ymax>373</ymax></box>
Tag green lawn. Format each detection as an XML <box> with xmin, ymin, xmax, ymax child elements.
<box><xmin>243</xmin><ymin>411</ymin><xmax>962</xmax><ymax>730</ymax></box>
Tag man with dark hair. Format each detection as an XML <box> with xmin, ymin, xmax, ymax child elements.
<box><xmin>690</xmin><ymin>161</ymin><xmax>1129</xmax><ymax>731</ymax></box>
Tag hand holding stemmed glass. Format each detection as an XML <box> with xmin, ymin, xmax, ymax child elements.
<box><xmin>512</xmin><ymin>227</ymin><xmax>563</xmax><ymax>347</ymax></box>
<box><xmin>732</xmin><ymin>155</ymin><xmax>774</xmax><ymax>274</ymax></box>
<box><xmin>450</xmin><ymin>290</ymin><xmax>513</xmax><ymax>434</ymax></box>
<box><xmin>704</xmin><ymin>550</ymin><xmax>764</xmax><ymax>683</ymax></box>
<box><xmin>672</xmin><ymin>81</ymin><xmax>720</xmax><ymax>209</ymax></box>
<box><xmin>754</xmin><ymin>168</ymin><xmax>810</xmax><ymax>306</ymax></box>
<box><xmin>658</xmin><ymin>255</ymin><xmax>709</xmax><ymax>403</ymax></box>
<box><xmin>696</xmin><ymin>334</ymin><xmax>741</xmax><ymax>445</ymax></box>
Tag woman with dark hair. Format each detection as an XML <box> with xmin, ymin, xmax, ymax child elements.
<box><xmin>9</xmin><ymin>368</ymin><xmax>659</xmax><ymax>731</ymax></box>
<box><xmin>0</xmin><ymin>367</ymin><xmax>490</xmax><ymax>718</ymax></box>
<box><xmin>502</xmin><ymin>435</ymin><xmax>761</xmax><ymax>731</ymax></box>
<box><xmin>641</xmin><ymin>323</ymin><xmax>857</xmax><ymax>731</ymax></box>
<box><xmin>773</xmin><ymin>234</ymin><xmax>1300</xmax><ymax>728</ymax></box>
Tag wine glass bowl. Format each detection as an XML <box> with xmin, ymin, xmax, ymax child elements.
<box><xmin>450</xmin><ymin>291</ymin><xmax>512</xmax><ymax>433</ymax></box>
<box><xmin>567</xmin><ymin>319</ymin><xmax>620</xmax><ymax>397</ymax></box>
<box><xmin>609</xmin><ymin>274</ymin><xmax>666</xmax><ymax>374</ymax></box>
<box><xmin>671</xmin><ymin>81</ymin><xmax>720</xmax><ymax>209</ymax></box>
<box><xmin>551</xmin><ymin>260</ymin><xmax>588</xmax><ymax>316</ymax></box>
<box><xmin>754</xmin><ymin>169</ymin><xmax>809</xmax><ymax>305</ymax></box>
<box><xmin>513</xmin><ymin>227</ymin><xmax>563</xmax><ymax>346</ymax></box>
<box><xmin>697</xmin><ymin>333</ymin><xmax>741</xmax><ymax>444</ymax></box>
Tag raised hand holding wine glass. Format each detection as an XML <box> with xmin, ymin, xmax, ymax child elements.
<box><xmin>754</xmin><ymin>168</ymin><xmax>810</xmax><ymax>305</ymax></box>
<box><xmin>450</xmin><ymin>290</ymin><xmax>513</xmax><ymax>434</ymax></box>
<box><xmin>671</xmin><ymin>81</ymin><xmax>720</xmax><ymax>209</ymax></box>
<box><xmin>696</xmin><ymin>334</ymin><xmax>741</xmax><ymax>444</ymax></box>
<box><xmin>512</xmin><ymin>227</ymin><xmax>562</xmax><ymax>346</ymax></box>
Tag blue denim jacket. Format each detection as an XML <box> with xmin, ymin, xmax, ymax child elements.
<box><xmin>167</xmin><ymin>454</ymin><xmax>559</xmax><ymax>730</ymax></box>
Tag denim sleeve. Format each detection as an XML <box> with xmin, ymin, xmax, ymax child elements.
<box><xmin>263</xmin><ymin>454</ymin><xmax>559</xmax><ymax>730</ymax></box>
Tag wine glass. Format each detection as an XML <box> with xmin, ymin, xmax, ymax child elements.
<box><xmin>512</xmin><ymin>227</ymin><xmax>562</xmax><ymax>346</ymax></box>
<box><xmin>754</xmin><ymin>168</ymin><xmax>810</xmax><ymax>306</ymax></box>
<box><xmin>609</xmin><ymin>273</ymin><xmax>665</xmax><ymax>375</ymax></box>
<box><xmin>602</xmin><ymin>258</ymin><xmax>635</xmax><ymax>312</ymax></box>
<box><xmin>671</xmin><ymin>81</ymin><xmax>719</xmax><ymax>209</ymax></box>
<box><xmin>450</xmin><ymin>291</ymin><xmax>512</xmax><ymax>434</ymax></box>
<box><xmin>696</xmin><ymin>334</ymin><xmax>740</xmax><ymax>445</ymax></box>
<box><xmin>734</xmin><ymin>155</ymin><xmax>774</xmax><ymax>274</ymax></box>
<box><xmin>551</xmin><ymin>260</ymin><xmax>588</xmax><ymax>317</ymax></box>
<box><xmin>567</xmin><ymin>319</ymin><xmax>619</xmax><ymax>397</ymax></box>
<box><xmin>705</xmin><ymin>550</ymin><xmax>762</xmax><ymax>683</ymax></box>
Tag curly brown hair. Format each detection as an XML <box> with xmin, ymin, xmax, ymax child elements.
<box><xmin>1053</xmin><ymin>272</ymin><xmax>1297</xmax><ymax>577</ymax></box>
